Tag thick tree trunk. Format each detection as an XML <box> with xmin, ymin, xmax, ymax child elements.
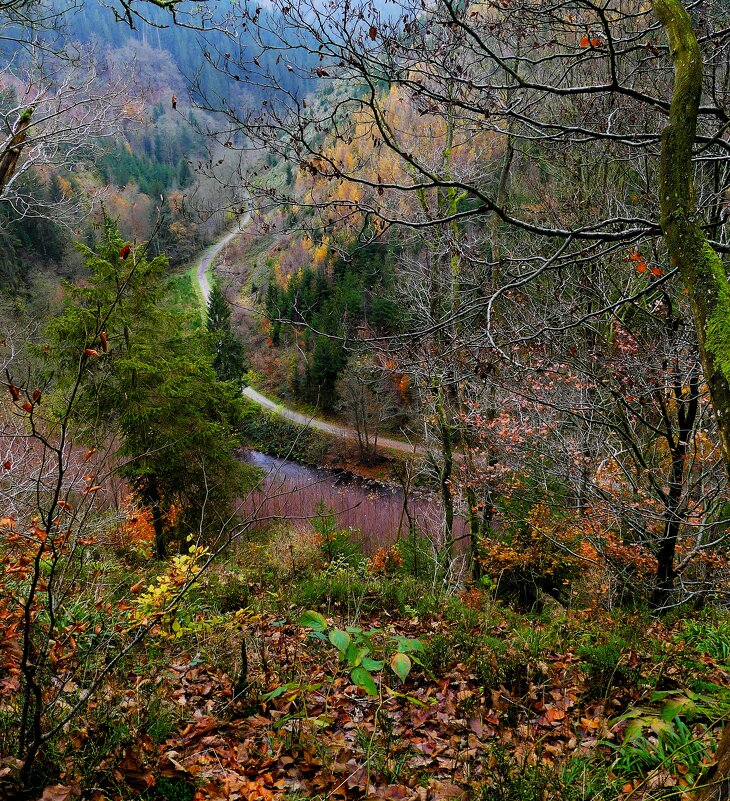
<box><xmin>654</xmin><ymin>1</ymin><xmax>730</xmax><ymax>796</ymax></box>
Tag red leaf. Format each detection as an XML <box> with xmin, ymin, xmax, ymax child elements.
<box><xmin>590</xmin><ymin>38</ymin><xmax>601</xmax><ymax>47</ymax></box>
<box><xmin>32</xmin><ymin>389</ymin><xmax>42</xmax><ymax>404</ymax></box>
<box><xmin>100</xmin><ymin>331</ymin><xmax>109</xmax><ymax>353</ymax></box>
<box><xmin>8</xmin><ymin>384</ymin><xmax>20</xmax><ymax>401</ymax></box>
<box><xmin>580</xmin><ymin>36</ymin><xmax>590</xmax><ymax>47</ymax></box>
<box><xmin>119</xmin><ymin>244</ymin><xmax>131</xmax><ymax>260</ymax></box>
<box><xmin>369</xmin><ymin>25</ymin><xmax>377</xmax><ymax>41</ymax></box>
<box><xmin>21</xmin><ymin>401</ymin><xmax>32</xmax><ymax>413</ymax></box>
<box><xmin>84</xmin><ymin>348</ymin><xmax>100</xmax><ymax>358</ymax></box>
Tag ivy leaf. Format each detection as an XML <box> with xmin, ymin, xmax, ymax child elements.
<box><xmin>329</xmin><ymin>629</ymin><xmax>351</xmax><ymax>654</ymax></box>
<box><xmin>390</xmin><ymin>652</ymin><xmax>412</xmax><ymax>682</ymax></box>
<box><xmin>299</xmin><ymin>610</ymin><xmax>327</xmax><ymax>632</ymax></box>
<box><xmin>351</xmin><ymin>666</ymin><xmax>377</xmax><ymax>696</ymax></box>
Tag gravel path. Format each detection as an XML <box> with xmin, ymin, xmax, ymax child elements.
<box><xmin>197</xmin><ymin>223</ymin><xmax>422</xmax><ymax>457</ymax></box>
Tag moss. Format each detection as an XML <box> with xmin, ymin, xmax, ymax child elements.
<box><xmin>704</xmin><ymin>241</ymin><xmax>730</xmax><ymax>380</ymax></box>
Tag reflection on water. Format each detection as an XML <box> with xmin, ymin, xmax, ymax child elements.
<box><xmin>238</xmin><ymin>450</ymin><xmax>467</xmax><ymax>552</ymax></box>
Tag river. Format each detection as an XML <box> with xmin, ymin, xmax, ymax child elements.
<box><xmin>238</xmin><ymin>450</ymin><xmax>468</xmax><ymax>553</ymax></box>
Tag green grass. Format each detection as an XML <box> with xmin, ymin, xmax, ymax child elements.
<box><xmin>166</xmin><ymin>270</ymin><xmax>205</xmax><ymax>326</ymax></box>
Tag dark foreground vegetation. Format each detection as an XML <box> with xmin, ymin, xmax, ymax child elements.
<box><xmin>4</xmin><ymin>510</ymin><xmax>730</xmax><ymax>801</ymax></box>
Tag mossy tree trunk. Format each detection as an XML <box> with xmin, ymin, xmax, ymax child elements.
<box><xmin>654</xmin><ymin>0</ymin><xmax>730</xmax><ymax>796</ymax></box>
<box><xmin>655</xmin><ymin>0</ymin><xmax>730</xmax><ymax>475</ymax></box>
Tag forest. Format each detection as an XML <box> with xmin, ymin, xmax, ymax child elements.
<box><xmin>4</xmin><ymin>0</ymin><xmax>730</xmax><ymax>800</ymax></box>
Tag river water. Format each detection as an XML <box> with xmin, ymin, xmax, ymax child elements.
<box><xmin>238</xmin><ymin>450</ymin><xmax>467</xmax><ymax>552</ymax></box>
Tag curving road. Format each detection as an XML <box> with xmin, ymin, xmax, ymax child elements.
<box><xmin>197</xmin><ymin>223</ymin><xmax>421</xmax><ymax>457</ymax></box>
<box><xmin>196</xmin><ymin>217</ymin><xmax>250</xmax><ymax>305</ymax></box>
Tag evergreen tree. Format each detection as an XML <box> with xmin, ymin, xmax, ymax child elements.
<box><xmin>207</xmin><ymin>283</ymin><xmax>246</xmax><ymax>386</ymax></box>
<box><xmin>45</xmin><ymin>219</ymin><xmax>252</xmax><ymax>557</ymax></box>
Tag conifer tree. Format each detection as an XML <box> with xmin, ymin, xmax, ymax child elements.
<box><xmin>45</xmin><ymin>219</ymin><xmax>252</xmax><ymax>557</ymax></box>
<box><xmin>206</xmin><ymin>283</ymin><xmax>246</xmax><ymax>386</ymax></box>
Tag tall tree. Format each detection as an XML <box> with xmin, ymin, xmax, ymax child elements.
<box><xmin>207</xmin><ymin>283</ymin><xmax>246</xmax><ymax>385</ymax></box>
<box><xmin>46</xmin><ymin>219</ymin><xmax>252</xmax><ymax>557</ymax></box>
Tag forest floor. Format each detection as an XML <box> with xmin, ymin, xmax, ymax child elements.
<box><xmin>18</xmin><ymin>528</ymin><xmax>730</xmax><ymax>801</ymax></box>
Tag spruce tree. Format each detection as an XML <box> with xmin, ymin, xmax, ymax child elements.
<box><xmin>45</xmin><ymin>219</ymin><xmax>252</xmax><ymax>557</ymax></box>
<box><xmin>207</xmin><ymin>283</ymin><xmax>246</xmax><ymax>385</ymax></box>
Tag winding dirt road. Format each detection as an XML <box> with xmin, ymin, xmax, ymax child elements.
<box><xmin>196</xmin><ymin>223</ymin><xmax>421</xmax><ymax>456</ymax></box>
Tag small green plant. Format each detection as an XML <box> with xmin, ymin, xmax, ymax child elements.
<box><xmin>299</xmin><ymin>609</ymin><xmax>424</xmax><ymax>695</ymax></box>
<box><xmin>423</xmin><ymin>633</ymin><xmax>455</xmax><ymax>676</ymax></box>
<box><xmin>609</xmin><ymin>690</ymin><xmax>722</xmax><ymax>793</ymax></box>
<box><xmin>145</xmin><ymin>777</ymin><xmax>196</xmax><ymax>801</ymax></box>
<box><xmin>681</xmin><ymin>619</ymin><xmax>730</xmax><ymax>663</ymax></box>
<box><xmin>475</xmin><ymin>744</ymin><xmax>555</xmax><ymax>801</ymax></box>
<box><xmin>311</xmin><ymin>501</ymin><xmax>362</xmax><ymax>566</ymax></box>
<box><xmin>577</xmin><ymin>632</ymin><xmax>632</xmax><ymax>699</ymax></box>
<box><xmin>610</xmin><ymin>718</ymin><xmax>710</xmax><ymax>793</ymax></box>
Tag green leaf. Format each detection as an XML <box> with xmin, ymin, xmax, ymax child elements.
<box><xmin>650</xmin><ymin>718</ymin><xmax>675</xmax><ymax>738</ymax></box>
<box><xmin>361</xmin><ymin>657</ymin><xmax>384</xmax><ymax>672</ymax></box>
<box><xmin>299</xmin><ymin>610</ymin><xmax>327</xmax><ymax>632</ymax></box>
<box><xmin>396</xmin><ymin>637</ymin><xmax>424</xmax><ymax>653</ymax></box>
<box><xmin>351</xmin><ymin>666</ymin><xmax>378</xmax><ymax>696</ymax></box>
<box><xmin>329</xmin><ymin>629</ymin><xmax>351</xmax><ymax>654</ymax></box>
<box><xmin>390</xmin><ymin>652</ymin><xmax>412</xmax><ymax>682</ymax></box>
<box><xmin>344</xmin><ymin>642</ymin><xmax>358</xmax><ymax>666</ymax></box>
<box><xmin>623</xmin><ymin>718</ymin><xmax>645</xmax><ymax>742</ymax></box>
<box><xmin>661</xmin><ymin>695</ymin><xmax>697</xmax><ymax>722</ymax></box>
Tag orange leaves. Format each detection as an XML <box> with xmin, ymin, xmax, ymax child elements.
<box><xmin>83</xmin><ymin>348</ymin><xmax>100</xmax><ymax>358</ymax></box>
<box><xmin>84</xmin><ymin>448</ymin><xmax>97</xmax><ymax>462</ymax></box>
<box><xmin>100</xmin><ymin>330</ymin><xmax>109</xmax><ymax>353</ymax></box>
<box><xmin>626</xmin><ymin>248</ymin><xmax>663</xmax><ymax>276</ymax></box>
<box><xmin>5</xmin><ymin>381</ymin><xmax>43</xmax><ymax>415</ymax></box>
<box><xmin>118</xmin><ymin>498</ymin><xmax>161</xmax><ymax>549</ymax></box>
<box><xmin>580</xmin><ymin>36</ymin><xmax>601</xmax><ymax>47</ymax></box>
<box><xmin>367</xmin><ymin>545</ymin><xmax>403</xmax><ymax>576</ymax></box>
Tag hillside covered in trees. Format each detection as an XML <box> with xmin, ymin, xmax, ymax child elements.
<box><xmin>5</xmin><ymin>1</ymin><xmax>730</xmax><ymax>800</ymax></box>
